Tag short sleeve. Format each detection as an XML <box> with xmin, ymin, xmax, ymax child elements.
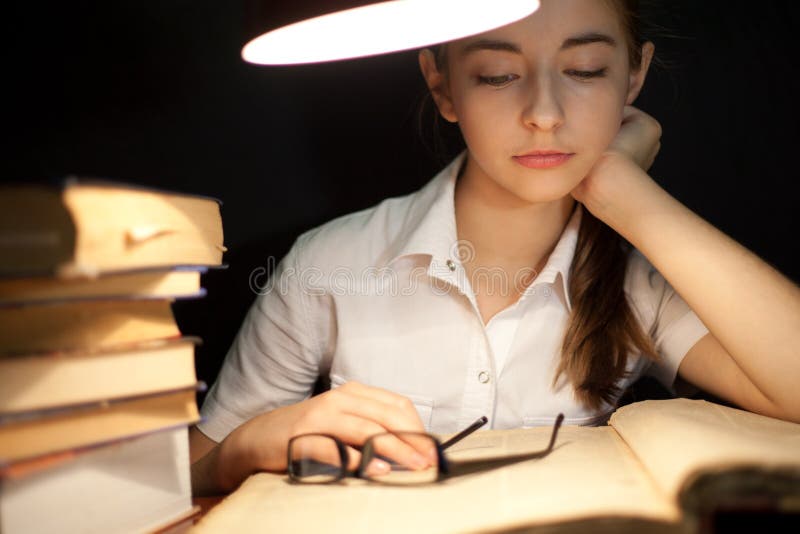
<box><xmin>196</xmin><ymin>235</ymin><xmax>334</xmax><ymax>442</ymax></box>
<box><xmin>625</xmin><ymin>249</ymin><xmax>710</xmax><ymax>394</ymax></box>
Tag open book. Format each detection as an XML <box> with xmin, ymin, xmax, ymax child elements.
<box><xmin>191</xmin><ymin>398</ymin><xmax>800</xmax><ymax>534</ymax></box>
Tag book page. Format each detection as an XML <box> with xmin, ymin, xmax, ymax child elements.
<box><xmin>192</xmin><ymin>426</ymin><xmax>679</xmax><ymax>534</ymax></box>
<box><xmin>609</xmin><ymin>398</ymin><xmax>800</xmax><ymax>499</ymax></box>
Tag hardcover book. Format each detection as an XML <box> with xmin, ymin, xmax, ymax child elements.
<box><xmin>0</xmin><ymin>180</ymin><xmax>225</xmax><ymax>276</ymax></box>
<box><xmin>0</xmin><ymin>299</ymin><xmax>181</xmax><ymax>354</ymax></box>
<box><xmin>0</xmin><ymin>386</ymin><xmax>201</xmax><ymax>465</ymax></box>
<box><xmin>0</xmin><ymin>338</ymin><xmax>198</xmax><ymax>415</ymax></box>
<box><xmin>0</xmin><ymin>426</ymin><xmax>196</xmax><ymax>534</ymax></box>
<box><xmin>0</xmin><ymin>268</ymin><xmax>205</xmax><ymax>304</ymax></box>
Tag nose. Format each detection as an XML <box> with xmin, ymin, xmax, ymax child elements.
<box><xmin>521</xmin><ymin>74</ymin><xmax>565</xmax><ymax>132</ymax></box>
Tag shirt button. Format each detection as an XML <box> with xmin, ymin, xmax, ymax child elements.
<box><xmin>478</xmin><ymin>371</ymin><xmax>490</xmax><ymax>384</ymax></box>
<box><xmin>446</xmin><ymin>259</ymin><xmax>456</xmax><ymax>272</ymax></box>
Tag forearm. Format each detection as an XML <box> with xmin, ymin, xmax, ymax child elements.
<box><xmin>191</xmin><ymin>446</ymin><xmax>225</xmax><ymax>497</ymax></box>
<box><xmin>598</xmin><ymin>163</ymin><xmax>800</xmax><ymax>417</ymax></box>
<box><xmin>190</xmin><ymin>429</ymin><xmax>260</xmax><ymax>496</ymax></box>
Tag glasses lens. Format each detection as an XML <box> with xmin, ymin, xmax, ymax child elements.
<box><xmin>289</xmin><ymin>435</ymin><xmax>343</xmax><ymax>483</ymax></box>
<box><xmin>362</xmin><ymin>433</ymin><xmax>439</xmax><ymax>485</ymax></box>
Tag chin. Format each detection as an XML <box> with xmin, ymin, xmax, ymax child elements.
<box><xmin>515</xmin><ymin>190</ymin><xmax>573</xmax><ymax>204</ymax></box>
<box><xmin>507</xmin><ymin>172</ymin><xmax>582</xmax><ymax>204</ymax></box>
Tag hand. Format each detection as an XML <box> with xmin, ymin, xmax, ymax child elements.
<box><xmin>214</xmin><ymin>382</ymin><xmax>430</xmax><ymax>489</ymax></box>
<box><xmin>571</xmin><ymin>106</ymin><xmax>662</xmax><ymax>216</ymax></box>
<box><xmin>606</xmin><ymin>105</ymin><xmax>662</xmax><ymax>172</ymax></box>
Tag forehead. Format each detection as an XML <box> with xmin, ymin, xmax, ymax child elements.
<box><xmin>450</xmin><ymin>0</ymin><xmax>623</xmax><ymax>55</ymax></box>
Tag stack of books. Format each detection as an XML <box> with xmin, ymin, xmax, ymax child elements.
<box><xmin>0</xmin><ymin>180</ymin><xmax>224</xmax><ymax>533</ymax></box>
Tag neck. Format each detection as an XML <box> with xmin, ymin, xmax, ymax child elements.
<box><xmin>454</xmin><ymin>155</ymin><xmax>576</xmax><ymax>272</ymax></box>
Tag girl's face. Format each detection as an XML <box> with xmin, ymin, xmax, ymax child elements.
<box><xmin>421</xmin><ymin>0</ymin><xmax>653</xmax><ymax>204</ymax></box>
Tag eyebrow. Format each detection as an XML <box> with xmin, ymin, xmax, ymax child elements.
<box><xmin>460</xmin><ymin>32</ymin><xmax>617</xmax><ymax>56</ymax></box>
<box><xmin>561</xmin><ymin>32</ymin><xmax>617</xmax><ymax>50</ymax></box>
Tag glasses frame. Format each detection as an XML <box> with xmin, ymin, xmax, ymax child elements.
<box><xmin>287</xmin><ymin>413</ymin><xmax>564</xmax><ymax>485</ymax></box>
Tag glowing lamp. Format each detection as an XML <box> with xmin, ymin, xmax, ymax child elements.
<box><xmin>242</xmin><ymin>0</ymin><xmax>541</xmax><ymax>65</ymax></box>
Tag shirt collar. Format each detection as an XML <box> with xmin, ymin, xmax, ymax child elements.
<box><xmin>381</xmin><ymin>151</ymin><xmax>582</xmax><ymax>312</ymax></box>
<box><xmin>380</xmin><ymin>152</ymin><xmax>464</xmax><ymax>269</ymax></box>
<box><xmin>525</xmin><ymin>202</ymin><xmax>582</xmax><ymax>312</ymax></box>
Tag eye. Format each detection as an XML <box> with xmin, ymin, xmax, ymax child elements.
<box><xmin>565</xmin><ymin>68</ymin><xmax>607</xmax><ymax>80</ymax></box>
<box><xmin>477</xmin><ymin>74</ymin><xmax>519</xmax><ymax>87</ymax></box>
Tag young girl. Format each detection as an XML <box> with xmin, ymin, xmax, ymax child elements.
<box><xmin>190</xmin><ymin>0</ymin><xmax>800</xmax><ymax>493</ymax></box>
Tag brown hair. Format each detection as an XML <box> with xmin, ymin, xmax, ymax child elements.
<box><xmin>554</xmin><ymin>0</ymin><xmax>659</xmax><ymax>411</ymax></box>
<box><xmin>425</xmin><ymin>0</ymin><xmax>665</xmax><ymax>411</ymax></box>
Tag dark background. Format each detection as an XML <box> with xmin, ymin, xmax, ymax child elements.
<box><xmin>5</xmin><ymin>1</ymin><xmax>799</xmax><ymax>405</ymax></box>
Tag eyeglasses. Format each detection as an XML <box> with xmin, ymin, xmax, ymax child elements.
<box><xmin>287</xmin><ymin>413</ymin><xmax>564</xmax><ymax>485</ymax></box>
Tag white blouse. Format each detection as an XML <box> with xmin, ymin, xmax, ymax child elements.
<box><xmin>198</xmin><ymin>153</ymin><xmax>709</xmax><ymax>440</ymax></box>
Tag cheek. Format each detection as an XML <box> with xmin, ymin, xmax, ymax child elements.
<box><xmin>566</xmin><ymin>92</ymin><xmax>625</xmax><ymax>152</ymax></box>
<box><xmin>454</xmin><ymin>87</ymin><xmax>524</xmax><ymax>138</ymax></box>
<box><xmin>453</xmin><ymin>96</ymin><xmax>513</xmax><ymax>149</ymax></box>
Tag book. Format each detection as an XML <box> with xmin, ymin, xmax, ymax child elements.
<box><xmin>0</xmin><ymin>299</ymin><xmax>180</xmax><ymax>354</ymax></box>
<box><xmin>0</xmin><ymin>386</ymin><xmax>201</xmax><ymax>465</ymax></box>
<box><xmin>0</xmin><ymin>268</ymin><xmax>204</xmax><ymax>305</ymax></box>
<box><xmin>190</xmin><ymin>398</ymin><xmax>800</xmax><ymax>534</ymax></box>
<box><xmin>0</xmin><ymin>426</ymin><xmax>196</xmax><ymax>534</ymax></box>
<box><xmin>0</xmin><ymin>338</ymin><xmax>198</xmax><ymax>414</ymax></box>
<box><xmin>0</xmin><ymin>178</ymin><xmax>213</xmax><ymax>533</ymax></box>
<box><xmin>0</xmin><ymin>180</ymin><xmax>225</xmax><ymax>276</ymax></box>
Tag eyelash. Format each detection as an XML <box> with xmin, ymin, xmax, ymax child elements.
<box><xmin>477</xmin><ymin>74</ymin><xmax>519</xmax><ymax>87</ymax></box>
<box><xmin>477</xmin><ymin>68</ymin><xmax>608</xmax><ymax>87</ymax></box>
<box><xmin>565</xmin><ymin>68</ymin><xmax>607</xmax><ymax>80</ymax></box>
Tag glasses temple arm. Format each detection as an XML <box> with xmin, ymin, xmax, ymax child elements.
<box><xmin>441</xmin><ymin>416</ymin><xmax>489</xmax><ymax>450</ymax></box>
<box><xmin>445</xmin><ymin>413</ymin><xmax>564</xmax><ymax>478</ymax></box>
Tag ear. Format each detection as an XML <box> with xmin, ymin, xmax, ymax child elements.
<box><xmin>418</xmin><ymin>49</ymin><xmax>458</xmax><ymax>123</ymax></box>
<box><xmin>625</xmin><ymin>41</ymin><xmax>655</xmax><ymax>105</ymax></box>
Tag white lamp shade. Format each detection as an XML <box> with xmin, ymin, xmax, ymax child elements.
<box><xmin>242</xmin><ymin>0</ymin><xmax>541</xmax><ymax>65</ymax></box>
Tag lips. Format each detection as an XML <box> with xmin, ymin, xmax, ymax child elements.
<box><xmin>513</xmin><ymin>152</ymin><xmax>574</xmax><ymax>169</ymax></box>
<box><xmin>519</xmin><ymin>150</ymin><xmax>570</xmax><ymax>156</ymax></box>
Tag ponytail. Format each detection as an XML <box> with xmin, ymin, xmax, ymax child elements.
<box><xmin>553</xmin><ymin>208</ymin><xmax>659</xmax><ymax>410</ymax></box>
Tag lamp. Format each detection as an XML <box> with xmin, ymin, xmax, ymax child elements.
<box><xmin>242</xmin><ymin>0</ymin><xmax>541</xmax><ymax>65</ymax></box>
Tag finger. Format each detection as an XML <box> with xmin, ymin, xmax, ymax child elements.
<box><xmin>344</xmin><ymin>445</ymin><xmax>366</xmax><ymax>472</ymax></box>
<box><xmin>317</xmin><ymin>413</ymin><xmax>432</xmax><ymax>471</ymax></box>
<box><xmin>620</xmin><ymin>106</ymin><xmax>659</xmax><ymax>137</ymax></box>
<box><xmin>367</xmin><ymin>432</ymin><xmax>433</xmax><ymax>471</ymax></box>
<box><xmin>287</xmin><ymin>437</ymin><xmax>383</xmax><ymax>477</ymax></box>
<box><xmin>397</xmin><ymin>432</ymin><xmax>439</xmax><ymax>465</ymax></box>
<box><xmin>339</xmin><ymin>381</ymin><xmax>421</xmax><ymax>415</ymax></box>
<box><xmin>646</xmin><ymin>142</ymin><xmax>661</xmax><ymax>170</ymax></box>
<box><xmin>333</xmin><ymin>383</ymin><xmax>426</xmax><ymax>432</ymax></box>
<box><xmin>362</xmin><ymin>456</ymin><xmax>392</xmax><ymax>477</ymax></box>
<box><xmin>620</xmin><ymin>104</ymin><xmax>641</xmax><ymax>122</ymax></box>
<box><xmin>305</xmin><ymin>411</ymin><xmax>389</xmax><ymax>442</ymax></box>
<box><xmin>287</xmin><ymin>434</ymin><xmax>346</xmax><ymax>475</ymax></box>
<box><xmin>344</xmin><ymin>446</ymin><xmax>393</xmax><ymax>476</ymax></box>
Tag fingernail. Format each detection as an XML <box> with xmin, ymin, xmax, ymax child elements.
<box><xmin>411</xmin><ymin>453</ymin><xmax>428</xmax><ymax>469</ymax></box>
<box><xmin>426</xmin><ymin>447</ymin><xmax>438</xmax><ymax>464</ymax></box>
<box><xmin>372</xmin><ymin>459</ymin><xmax>390</xmax><ymax>474</ymax></box>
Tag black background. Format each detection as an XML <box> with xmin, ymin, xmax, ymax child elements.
<box><xmin>5</xmin><ymin>1</ymin><xmax>799</xmax><ymax>402</ymax></box>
